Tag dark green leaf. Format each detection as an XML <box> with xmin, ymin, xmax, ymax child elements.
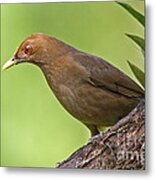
<box><xmin>116</xmin><ymin>1</ymin><xmax>145</xmax><ymax>26</ymax></box>
<box><xmin>126</xmin><ymin>33</ymin><xmax>145</xmax><ymax>52</ymax></box>
<box><xmin>141</xmin><ymin>49</ymin><xmax>144</xmax><ymax>56</ymax></box>
<box><xmin>127</xmin><ymin>61</ymin><xmax>145</xmax><ymax>88</ymax></box>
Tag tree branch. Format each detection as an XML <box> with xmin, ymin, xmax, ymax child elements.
<box><xmin>57</xmin><ymin>100</ymin><xmax>145</xmax><ymax>169</ymax></box>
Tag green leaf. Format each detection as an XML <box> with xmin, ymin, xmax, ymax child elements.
<box><xmin>116</xmin><ymin>1</ymin><xmax>145</xmax><ymax>26</ymax></box>
<box><xmin>141</xmin><ymin>48</ymin><xmax>144</xmax><ymax>56</ymax></box>
<box><xmin>126</xmin><ymin>33</ymin><xmax>145</xmax><ymax>52</ymax></box>
<box><xmin>127</xmin><ymin>61</ymin><xmax>145</xmax><ymax>88</ymax></box>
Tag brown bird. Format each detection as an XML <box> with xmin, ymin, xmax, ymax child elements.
<box><xmin>3</xmin><ymin>33</ymin><xmax>144</xmax><ymax>136</ymax></box>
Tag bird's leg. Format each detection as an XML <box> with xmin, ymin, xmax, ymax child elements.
<box><xmin>85</xmin><ymin>124</ymin><xmax>100</xmax><ymax>137</ymax></box>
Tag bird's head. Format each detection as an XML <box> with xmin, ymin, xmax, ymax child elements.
<box><xmin>2</xmin><ymin>33</ymin><xmax>71</xmax><ymax>71</ymax></box>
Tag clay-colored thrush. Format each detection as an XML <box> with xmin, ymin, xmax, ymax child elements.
<box><xmin>2</xmin><ymin>33</ymin><xmax>144</xmax><ymax>136</ymax></box>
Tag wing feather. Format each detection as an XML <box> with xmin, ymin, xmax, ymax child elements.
<box><xmin>74</xmin><ymin>52</ymin><xmax>144</xmax><ymax>98</ymax></box>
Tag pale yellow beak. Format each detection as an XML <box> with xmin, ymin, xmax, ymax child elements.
<box><xmin>2</xmin><ymin>58</ymin><xmax>17</xmax><ymax>71</ymax></box>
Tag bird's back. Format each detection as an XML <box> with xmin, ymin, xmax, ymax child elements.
<box><xmin>45</xmin><ymin>50</ymin><xmax>144</xmax><ymax>127</ymax></box>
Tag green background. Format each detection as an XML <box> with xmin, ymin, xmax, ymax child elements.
<box><xmin>1</xmin><ymin>1</ymin><xmax>144</xmax><ymax>168</ymax></box>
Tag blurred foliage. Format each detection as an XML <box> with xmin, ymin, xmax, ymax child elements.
<box><xmin>117</xmin><ymin>1</ymin><xmax>145</xmax><ymax>88</ymax></box>
<box><xmin>116</xmin><ymin>1</ymin><xmax>144</xmax><ymax>26</ymax></box>
<box><xmin>1</xmin><ymin>1</ymin><xmax>144</xmax><ymax>168</ymax></box>
<box><xmin>127</xmin><ymin>60</ymin><xmax>145</xmax><ymax>87</ymax></box>
<box><xmin>125</xmin><ymin>33</ymin><xmax>144</xmax><ymax>52</ymax></box>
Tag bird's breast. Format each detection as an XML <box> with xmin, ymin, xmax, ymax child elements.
<box><xmin>40</xmin><ymin>57</ymin><xmax>139</xmax><ymax>126</ymax></box>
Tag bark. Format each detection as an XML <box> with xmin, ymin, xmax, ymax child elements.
<box><xmin>57</xmin><ymin>100</ymin><xmax>145</xmax><ymax>170</ymax></box>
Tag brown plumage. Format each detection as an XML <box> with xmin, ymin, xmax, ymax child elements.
<box><xmin>3</xmin><ymin>33</ymin><xmax>144</xmax><ymax>136</ymax></box>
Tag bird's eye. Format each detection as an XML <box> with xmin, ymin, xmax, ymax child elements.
<box><xmin>24</xmin><ymin>45</ymin><xmax>32</xmax><ymax>55</ymax></box>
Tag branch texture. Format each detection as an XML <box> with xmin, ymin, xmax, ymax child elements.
<box><xmin>57</xmin><ymin>100</ymin><xmax>145</xmax><ymax>170</ymax></box>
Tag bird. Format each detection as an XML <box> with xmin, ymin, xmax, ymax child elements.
<box><xmin>2</xmin><ymin>33</ymin><xmax>144</xmax><ymax>136</ymax></box>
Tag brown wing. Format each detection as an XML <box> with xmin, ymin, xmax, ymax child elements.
<box><xmin>74</xmin><ymin>52</ymin><xmax>144</xmax><ymax>98</ymax></box>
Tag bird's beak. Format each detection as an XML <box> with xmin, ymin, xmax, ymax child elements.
<box><xmin>2</xmin><ymin>57</ymin><xmax>17</xmax><ymax>71</ymax></box>
<box><xmin>2</xmin><ymin>57</ymin><xmax>26</xmax><ymax>71</ymax></box>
